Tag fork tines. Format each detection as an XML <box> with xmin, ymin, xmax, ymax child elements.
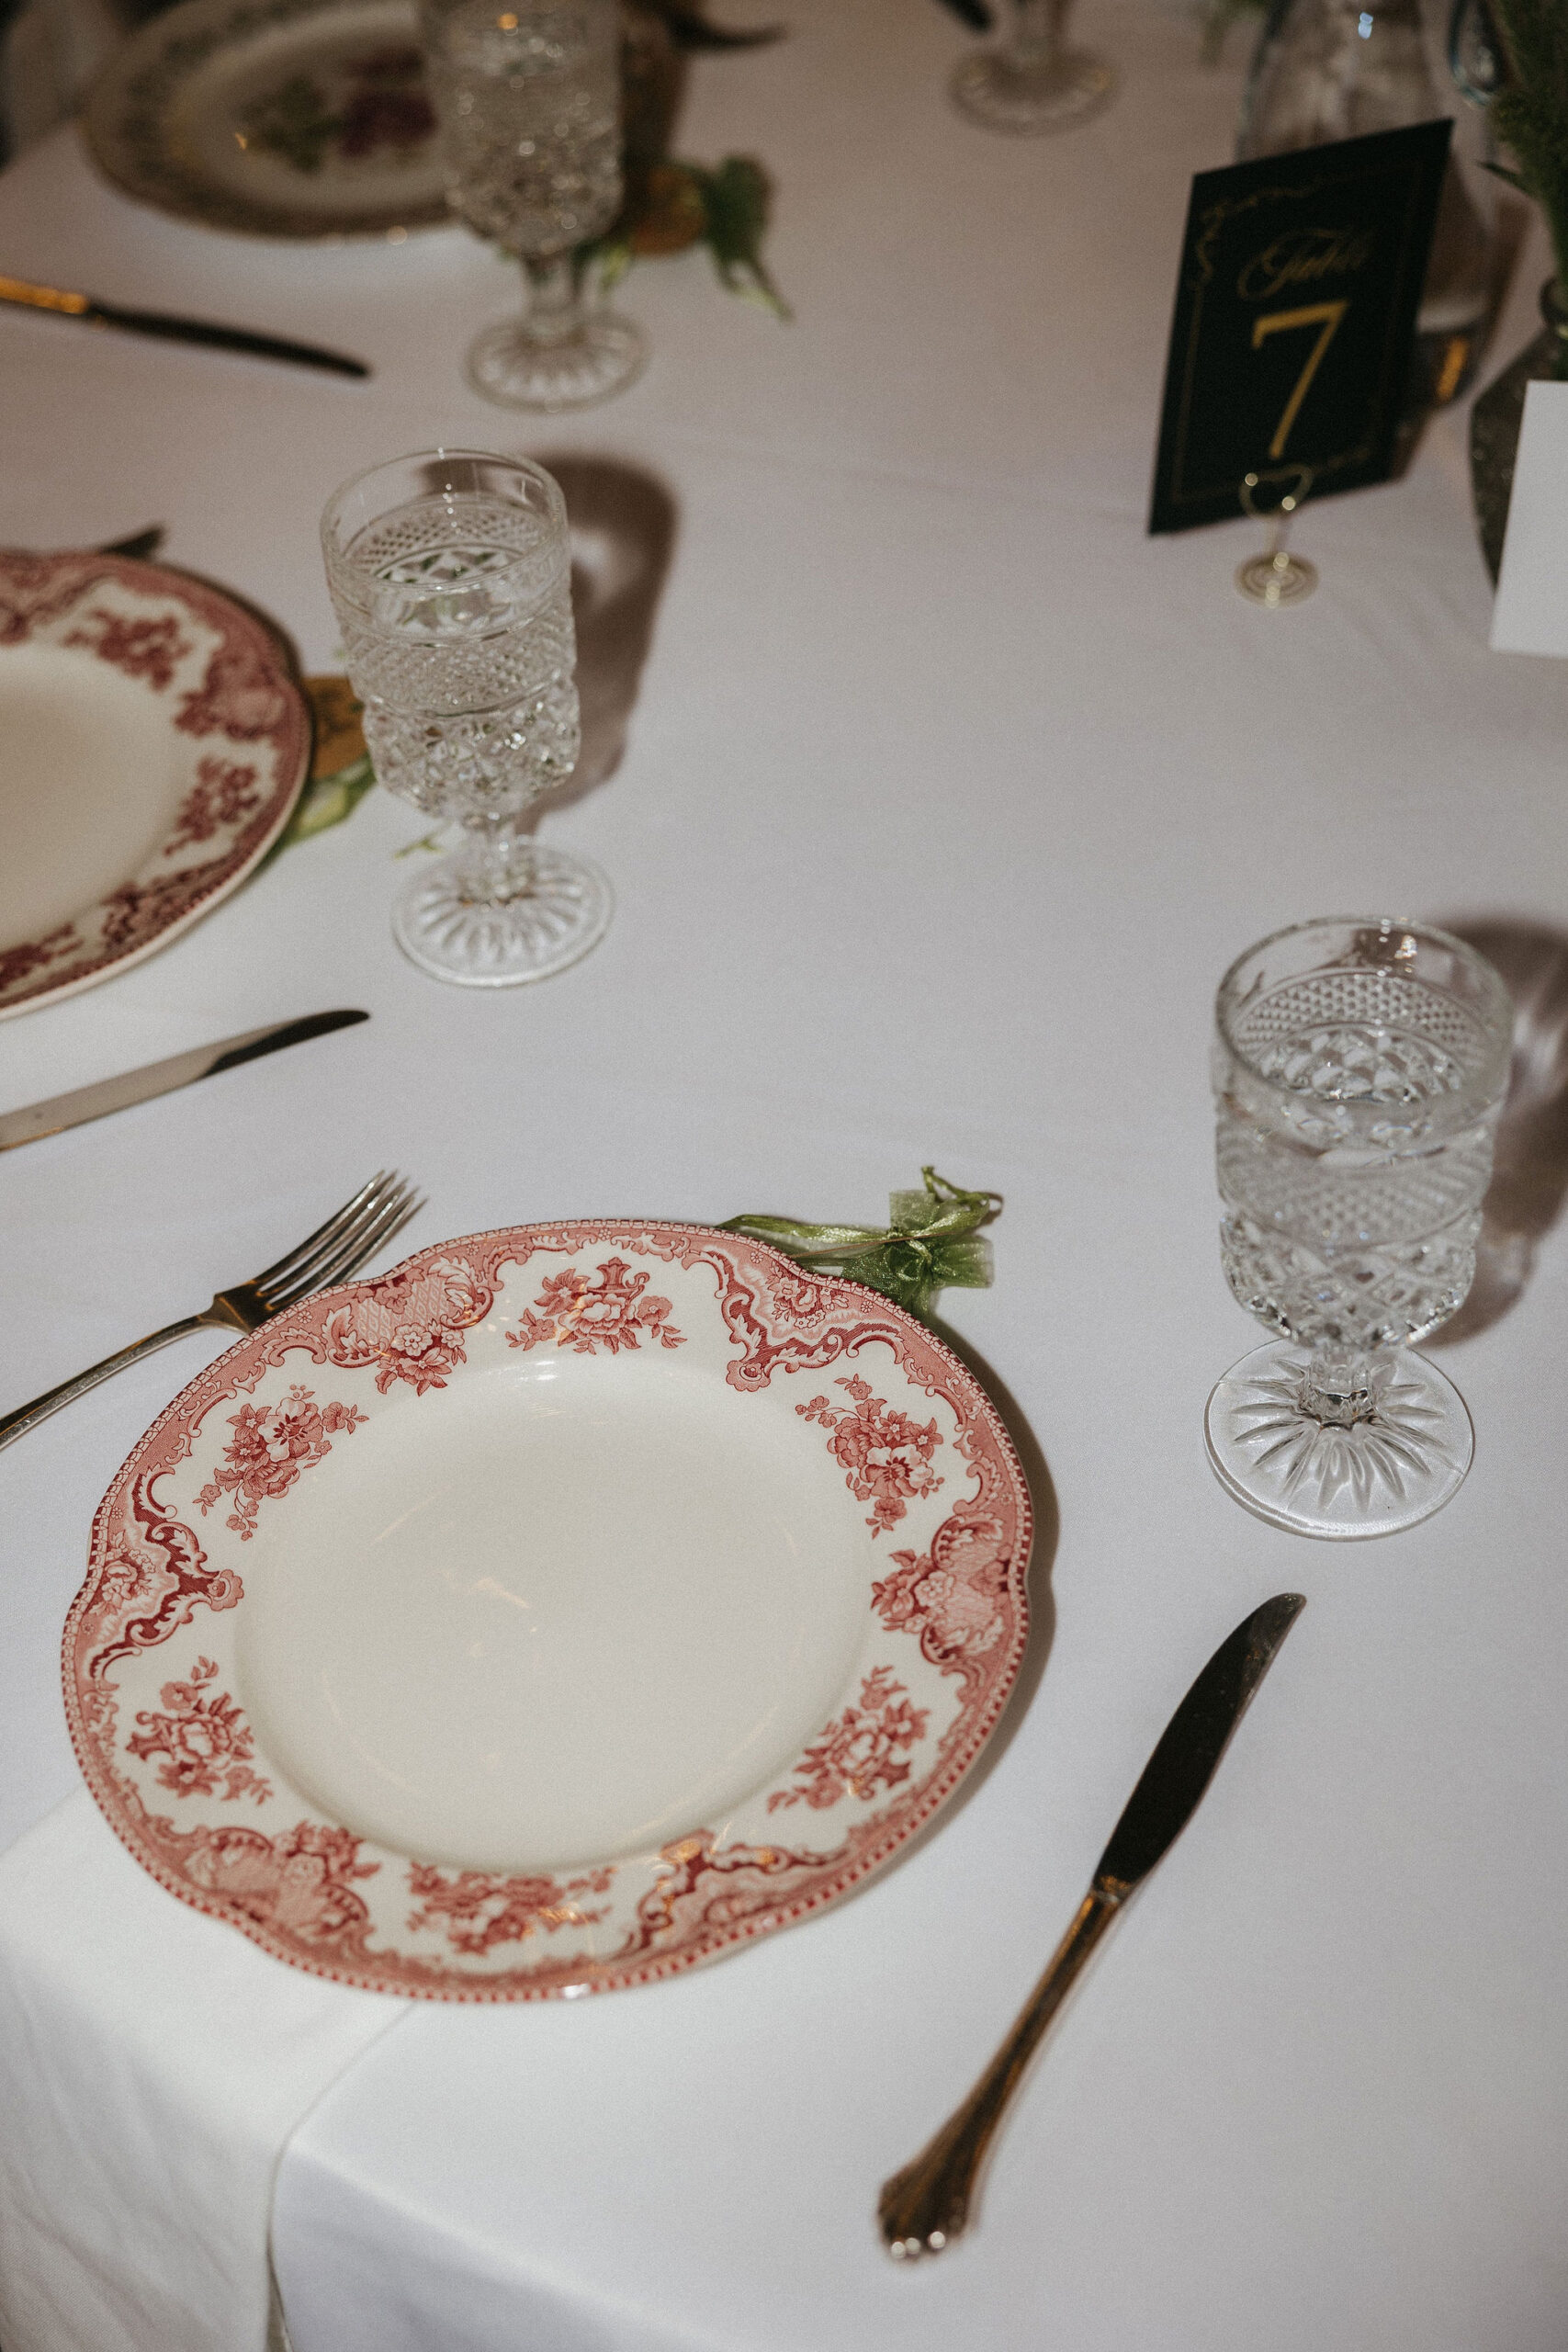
<box><xmin>255</xmin><ymin>1170</ymin><xmax>423</xmax><ymax>1312</ymax></box>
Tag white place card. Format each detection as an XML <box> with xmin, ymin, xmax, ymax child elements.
<box><xmin>1491</xmin><ymin>379</ymin><xmax>1568</xmax><ymax>657</ymax></box>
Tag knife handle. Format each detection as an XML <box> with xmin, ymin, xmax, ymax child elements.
<box><xmin>878</xmin><ymin>1884</ymin><xmax>1122</xmax><ymax>2259</ymax></box>
<box><xmin>0</xmin><ymin>1316</ymin><xmax>208</xmax><ymax>1453</ymax></box>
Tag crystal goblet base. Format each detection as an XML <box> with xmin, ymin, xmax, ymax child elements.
<box><xmin>949</xmin><ymin>46</ymin><xmax>1115</xmax><ymax>133</ymax></box>
<box><xmin>467</xmin><ymin>311</ymin><xmax>645</xmax><ymax>413</ymax></box>
<box><xmin>1204</xmin><ymin>1340</ymin><xmax>1473</xmax><ymax>1541</ymax></box>
<box><xmin>392</xmin><ymin>837</ymin><xmax>613</xmax><ymax>988</ymax></box>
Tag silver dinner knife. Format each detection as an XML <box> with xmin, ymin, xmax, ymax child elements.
<box><xmin>0</xmin><ymin>1010</ymin><xmax>368</xmax><ymax>1150</ymax></box>
<box><xmin>878</xmin><ymin>1590</ymin><xmax>1306</xmax><ymax>2258</ymax></box>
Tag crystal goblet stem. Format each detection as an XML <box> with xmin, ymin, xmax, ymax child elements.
<box><xmin>950</xmin><ymin>0</ymin><xmax>1116</xmax><ymax>134</ymax></box>
<box><xmin>466</xmin><ymin>251</ymin><xmax>645</xmax><ymax>414</ymax></box>
<box><xmin>525</xmin><ymin>254</ymin><xmax>581</xmax><ymax>340</ymax></box>
<box><xmin>391</xmin><ymin>810</ymin><xmax>613</xmax><ymax>989</ymax></box>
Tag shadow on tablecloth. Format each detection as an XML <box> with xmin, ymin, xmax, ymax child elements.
<box><xmin>533</xmin><ymin>452</ymin><xmax>678</xmax><ymax>810</ymax></box>
<box><xmin>1429</xmin><ymin>915</ymin><xmax>1568</xmax><ymax>1349</ymax></box>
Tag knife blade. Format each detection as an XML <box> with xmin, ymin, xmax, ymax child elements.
<box><xmin>0</xmin><ymin>1010</ymin><xmax>369</xmax><ymax>1151</ymax></box>
<box><xmin>0</xmin><ymin>276</ymin><xmax>370</xmax><ymax>379</ymax></box>
<box><xmin>1094</xmin><ymin>1589</ymin><xmax>1306</xmax><ymax>1894</ymax></box>
<box><xmin>879</xmin><ymin>1591</ymin><xmax>1306</xmax><ymax>2258</ymax></box>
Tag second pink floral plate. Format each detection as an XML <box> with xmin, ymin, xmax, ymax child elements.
<box><xmin>0</xmin><ymin>549</ymin><xmax>309</xmax><ymax>1020</ymax></box>
<box><xmin>65</xmin><ymin>1223</ymin><xmax>1032</xmax><ymax>1999</ymax></box>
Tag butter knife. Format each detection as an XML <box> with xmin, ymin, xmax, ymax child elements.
<box><xmin>879</xmin><ymin>1590</ymin><xmax>1306</xmax><ymax>2258</ymax></box>
<box><xmin>0</xmin><ymin>276</ymin><xmax>370</xmax><ymax>379</ymax></box>
<box><xmin>0</xmin><ymin>1010</ymin><xmax>368</xmax><ymax>1151</ymax></box>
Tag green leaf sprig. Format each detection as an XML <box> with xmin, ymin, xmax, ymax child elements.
<box><xmin>582</xmin><ymin>155</ymin><xmax>790</xmax><ymax>319</ymax></box>
<box><xmin>720</xmin><ymin>1168</ymin><xmax>1002</xmax><ymax>1325</ymax></box>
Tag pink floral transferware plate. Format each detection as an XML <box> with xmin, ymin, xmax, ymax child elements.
<box><xmin>65</xmin><ymin>1224</ymin><xmax>1032</xmax><ymax>2000</ymax></box>
<box><xmin>0</xmin><ymin>550</ymin><xmax>310</xmax><ymax>1020</ymax></box>
<box><xmin>83</xmin><ymin>0</ymin><xmax>449</xmax><ymax>241</ymax></box>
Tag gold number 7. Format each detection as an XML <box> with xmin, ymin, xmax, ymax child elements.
<box><xmin>1251</xmin><ymin>300</ymin><xmax>1348</xmax><ymax>460</ymax></box>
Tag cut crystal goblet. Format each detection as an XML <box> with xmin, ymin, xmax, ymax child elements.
<box><xmin>421</xmin><ymin>0</ymin><xmax>644</xmax><ymax>411</ymax></box>
<box><xmin>1206</xmin><ymin>917</ymin><xmax>1513</xmax><ymax>1538</ymax></box>
<box><xmin>321</xmin><ymin>447</ymin><xmax>612</xmax><ymax>988</ymax></box>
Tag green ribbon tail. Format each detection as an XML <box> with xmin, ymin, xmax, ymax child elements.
<box><xmin>717</xmin><ymin>1168</ymin><xmax>1000</xmax><ymax>1326</ymax></box>
<box><xmin>716</xmin><ymin>1215</ymin><xmax>890</xmax><ymax>1257</ymax></box>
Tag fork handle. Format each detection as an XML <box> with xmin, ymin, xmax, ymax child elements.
<box><xmin>878</xmin><ymin>1885</ymin><xmax>1122</xmax><ymax>2258</ymax></box>
<box><xmin>0</xmin><ymin>1315</ymin><xmax>209</xmax><ymax>1454</ymax></box>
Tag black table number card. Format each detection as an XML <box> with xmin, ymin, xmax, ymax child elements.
<box><xmin>1148</xmin><ymin>119</ymin><xmax>1451</xmax><ymax>536</ymax></box>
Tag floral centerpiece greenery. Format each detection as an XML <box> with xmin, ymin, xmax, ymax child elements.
<box><xmin>585</xmin><ymin>155</ymin><xmax>788</xmax><ymax>318</ymax></box>
<box><xmin>722</xmin><ymin>1168</ymin><xmax>1002</xmax><ymax>1326</ymax></box>
<box><xmin>581</xmin><ymin>0</ymin><xmax>789</xmax><ymax>316</ymax></box>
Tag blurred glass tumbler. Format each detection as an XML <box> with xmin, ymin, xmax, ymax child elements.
<box><xmin>421</xmin><ymin>0</ymin><xmax>643</xmax><ymax>411</ymax></box>
<box><xmin>321</xmin><ymin>448</ymin><xmax>612</xmax><ymax>988</ymax></box>
<box><xmin>1207</xmin><ymin>919</ymin><xmax>1513</xmax><ymax>1539</ymax></box>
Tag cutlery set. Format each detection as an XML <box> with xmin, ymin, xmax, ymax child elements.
<box><xmin>0</xmin><ymin>993</ymin><xmax>1304</xmax><ymax>2251</ymax></box>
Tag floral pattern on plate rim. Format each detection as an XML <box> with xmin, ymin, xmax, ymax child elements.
<box><xmin>0</xmin><ymin>550</ymin><xmax>310</xmax><ymax>1018</ymax></box>
<box><xmin>64</xmin><ymin>1224</ymin><xmax>1032</xmax><ymax>2001</ymax></box>
<box><xmin>83</xmin><ymin>0</ymin><xmax>451</xmax><ymax>241</ymax></box>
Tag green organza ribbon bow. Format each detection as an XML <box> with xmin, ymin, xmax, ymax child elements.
<box><xmin>719</xmin><ymin>1167</ymin><xmax>1001</xmax><ymax>1324</ymax></box>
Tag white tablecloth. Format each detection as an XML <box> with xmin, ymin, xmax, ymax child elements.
<box><xmin>3</xmin><ymin>4</ymin><xmax>1568</xmax><ymax>2346</ymax></box>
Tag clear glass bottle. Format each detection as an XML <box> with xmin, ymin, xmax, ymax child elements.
<box><xmin>1238</xmin><ymin>0</ymin><xmax>1497</xmax><ymax>406</ymax></box>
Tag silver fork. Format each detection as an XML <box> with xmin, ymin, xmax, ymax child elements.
<box><xmin>0</xmin><ymin>1171</ymin><xmax>421</xmax><ymax>1455</ymax></box>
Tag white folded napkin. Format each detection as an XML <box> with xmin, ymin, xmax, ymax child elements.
<box><xmin>0</xmin><ymin>1790</ymin><xmax>406</xmax><ymax>2352</ymax></box>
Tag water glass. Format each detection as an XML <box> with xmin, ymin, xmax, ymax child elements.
<box><xmin>950</xmin><ymin>0</ymin><xmax>1115</xmax><ymax>135</ymax></box>
<box><xmin>321</xmin><ymin>448</ymin><xmax>613</xmax><ymax>988</ymax></box>
<box><xmin>1206</xmin><ymin>917</ymin><xmax>1513</xmax><ymax>1538</ymax></box>
<box><xmin>421</xmin><ymin>0</ymin><xmax>644</xmax><ymax>411</ymax></box>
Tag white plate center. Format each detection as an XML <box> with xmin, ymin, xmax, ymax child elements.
<box><xmin>237</xmin><ymin>1352</ymin><xmax>873</xmax><ymax>1871</ymax></box>
<box><xmin>0</xmin><ymin>643</ymin><xmax>187</xmax><ymax>946</ymax></box>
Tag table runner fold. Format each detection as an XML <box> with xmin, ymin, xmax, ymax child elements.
<box><xmin>0</xmin><ymin>1790</ymin><xmax>406</xmax><ymax>2352</ymax></box>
